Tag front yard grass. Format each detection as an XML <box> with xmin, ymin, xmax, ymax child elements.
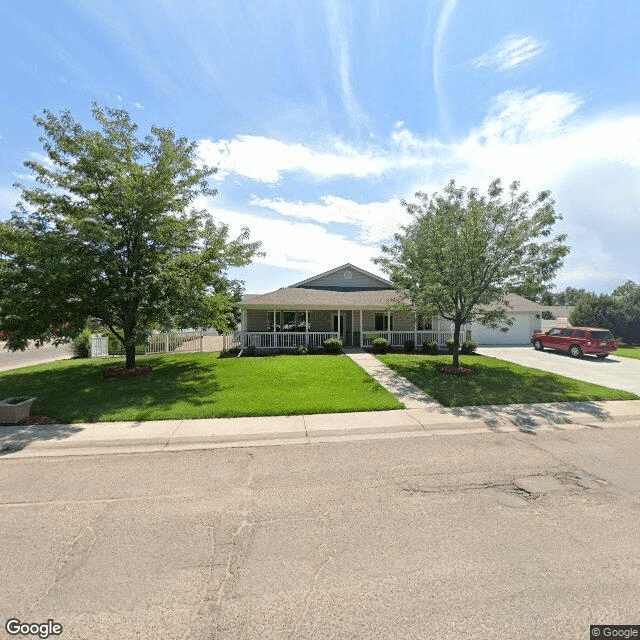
<box><xmin>616</xmin><ymin>346</ymin><xmax>640</xmax><ymax>360</ymax></box>
<box><xmin>378</xmin><ymin>353</ymin><xmax>639</xmax><ymax>407</ymax></box>
<box><xmin>0</xmin><ymin>352</ymin><xmax>402</xmax><ymax>423</ymax></box>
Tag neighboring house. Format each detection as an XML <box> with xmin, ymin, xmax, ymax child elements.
<box><xmin>237</xmin><ymin>263</ymin><xmax>541</xmax><ymax>348</ymax></box>
<box><xmin>540</xmin><ymin>305</ymin><xmax>575</xmax><ymax>332</ymax></box>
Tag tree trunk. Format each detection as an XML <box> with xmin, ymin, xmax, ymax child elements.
<box><xmin>125</xmin><ymin>343</ymin><xmax>136</xmax><ymax>368</ymax></box>
<box><xmin>452</xmin><ymin>313</ymin><xmax>463</xmax><ymax>368</ymax></box>
<box><xmin>123</xmin><ymin>321</ymin><xmax>137</xmax><ymax>369</ymax></box>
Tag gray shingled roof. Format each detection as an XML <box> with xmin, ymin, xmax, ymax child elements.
<box><xmin>241</xmin><ymin>287</ymin><xmax>409</xmax><ymax>309</ymax></box>
<box><xmin>241</xmin><ymin>289</ymin><xmax>540</xmax><ymax>313</ymax></box>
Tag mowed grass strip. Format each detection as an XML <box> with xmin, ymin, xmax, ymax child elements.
<box><xmin>616</xmin><ymin>346</ymin><xmax>640</xmax><ymax>360</ymax></box>
<box><xmin>377</xmin><ymin>353</ymin><xmax>639</xmax><ymax>407</ymax></box>
<box><xmin>0</xmin><ymin>353</ymin><xmax>402</xmax><ymax>423</ymax></box>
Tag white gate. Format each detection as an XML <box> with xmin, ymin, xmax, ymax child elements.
<box><xmin>90</xmin><ymin>335</ymin><xmax>109</xmax><ymax>358</ymax></box>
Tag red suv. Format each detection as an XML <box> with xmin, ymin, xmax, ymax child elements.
<box><xmin>530</xmin><ymin>327</ymin><xmax>617</xmax><ymax>359</ymax></box>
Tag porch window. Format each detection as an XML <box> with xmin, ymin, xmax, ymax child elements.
<box><xmin>268</xmin><ymin>311</ymin><xmax>310</xmax><ymax>332</ymax></box>
<box><xmin>374</xmin><ymin>313</ymin><xmax>393</xmax><ymax>331</ymax></box>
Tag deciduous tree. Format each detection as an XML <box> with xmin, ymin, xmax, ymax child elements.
<box><xmin>376</xmin><ymin>179</ymin><xmax>570</xmax><ymax>367</ymax></box>
<box><xmin>0</xmin><ymin>104</ymin><xmax>262</xmax><ymax>367</ymax></box>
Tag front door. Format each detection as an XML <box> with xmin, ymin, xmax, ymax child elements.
<box><xmin>333</xmin><ymin>313</ymin><xmax>347</xmax><ymax>344</ymax></box>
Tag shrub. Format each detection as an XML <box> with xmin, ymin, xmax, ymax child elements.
<box><xmin>461</xmin><ymin>339</ymin><xmax>478</xmax><ymax>354</ymax></box>
<box><xmin>422</xmin><ymin>340</ymin><xmax>439</xmax><ymax>355</ymax></box>
<box><xmin>446</xmin><ymin>338</ymin><xmax>456</xmax><ymax>354</ymax></box>
<box><xmin>71</xmin><ymin>329</ymin><xmax>92</xmax><ymax>358</ymax></box>
<box><xmin>244</xmin><ymin>345</ymin><xmax>256</xmax><ymax>357</ymax></box>
<box><xmin>323</xmin><ymin>338</ymin><xmax>343</xmax><ymax>354</ymax></box>
<box><xmin>372</xmin><ymin>337</ymin><xmax>389</xmax><ymax>354</ymax></box>
<box><xmin>296</xmin><ymin>343</ymin><xmax>312</xmax><ymax>355</ymax></box>
<box><xmin>404</xmin><ymin>339</ymin><xmax>415</xmax><ymax>352</ymax></box>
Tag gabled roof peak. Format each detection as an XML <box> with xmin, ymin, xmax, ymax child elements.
<box><xmin>289</xmin><ymin>263</ymin><xmax>392</xmax><ymax>288</ymax></box>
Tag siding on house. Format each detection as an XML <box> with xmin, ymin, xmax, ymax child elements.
<box><xmin>294</xmin><ymin>265</ymin><xmax>389</xmax><ymax>290</ymax></box>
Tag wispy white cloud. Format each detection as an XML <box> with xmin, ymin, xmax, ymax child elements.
<box><xmin>134</xmin><ymin>101</ymin><xmax>143</xmax><ymax>109</ymax></box>
<box><xmin>198</xmin><ymin>132</ymin><xmax>441</xmax><ymax>184</ymax></box>
<box><xmin>0</xmin><ymin>187</ymin><xmax>20</xmax><ymax>214</ymax></box>
<box><xmin>201</xmin><ymin>200</ymin><xmax>381</xmax><ymax>276</ymax></box>
<box><xmin>476</xmin><ymin>89</ymin><xmax>584</xmax><ymax>143</ymax></box>
<box><xmin>432</xmin><ymin>0</ymin><xmax>458</xmax><ymax>133</ymax></box>
<box><xmin>471</xmin><ymin>35</ymin><xmax>545</xmax><ymax>72</ymax></box>
<box><xmin>250</xmin><ymin>194</ymin><xmax>407</xmax><ymax>243</ymax></box>
<box><xmin>325</xmin><ymin>0</ymin><xmax>366</xmax><ymax>127</ymax></box>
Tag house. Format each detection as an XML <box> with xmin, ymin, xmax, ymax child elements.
<box><xmin>540</xmin><ymin>305</ymin><xmax>575</xmax><ymax>332</ymax></box>
<box><xmin>237</xmin><ymin>263</ymin><xmax>541</xmax><ymax>349</ymax></box>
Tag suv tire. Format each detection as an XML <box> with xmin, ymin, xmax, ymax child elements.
<box><xmin>533</xmin><ymin>339</ymin><xmax>544</xmax><ymax>351</ymax></box>
<box><xmin>569</xmin><ymin>345</ymin><xmax>582</xmax><ymax>358</ymax></box>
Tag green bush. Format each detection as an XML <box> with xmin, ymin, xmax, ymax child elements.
<box><xmin>461</xmin><ymin>339</ymin><xmax>478</xmax><ymax>354</ymax></box>
<box><xmin>372</xmin><ymin>337</ymin><xmax>390</xmax><ymax>354</ymax></box>
<box><xmin>446</xmin><ymin>338</ymin><xmax>456</xmax><ymax>354</ymax></box>
<box><xmin>404</xmin><ymin>339</ymin><xmax>415</xmax><ymax>352</ymax></box>
<box><xmin>71</xmin><ymin>329</ymin><xmax>92</xmax><ymax>358</ymax></box>
<box><xmin>323</xmin><ymin>338</ymin><xmax>343</xmax><ymax>354</ymax></box>
<box><xmin>296</xmin><ymin>343</ymin><xmax>312</xmax><ymax>355</ymax></box>
<box><xmin>422</xmin><ymin>340</ymin><xmax>439</xmax><ymax>355</ymax></box>
<box><xmin>244</xmin><ymin>345</ymin><xmax>256</xmax><ymax>357</ymax></box>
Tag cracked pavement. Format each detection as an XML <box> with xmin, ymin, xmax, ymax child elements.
<box><xmin>1</xmin><ymin>425</ymin><xmax>639</xmax><ymax>639</ymax></box>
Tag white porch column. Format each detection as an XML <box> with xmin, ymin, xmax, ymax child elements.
<box><xmin>337</xmin><ymin>310</ymin><xmax>341</xmax><ymax>341</ymax></box>
<box><xmin>387</xmin><ymin>309</ymin><xmax>391</xmax><ymax>344</ymax></box>
<box><xmin>305</xmin><ymin>309</ymin><xmax>309</xmax><ymax>334</ymax></box>
<box><xmin>273</xmin><ymin>309</ymin><xmax>276</xmax><ymax>348</ymax></box>
<box><xmin>360</xmin><ymin>309</ymin><xmax>363</xmax><ymax>347</ymax></box>
<box><xmin>351</xmin><ymin>310</ymin><xmax>354</xmax><ymax>347</ymax></box>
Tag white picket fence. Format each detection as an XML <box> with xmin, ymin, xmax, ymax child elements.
<box><xmin>90</xmin><ymin>331</ymin><xmax>204</xmax><ymax>358</ymax></box>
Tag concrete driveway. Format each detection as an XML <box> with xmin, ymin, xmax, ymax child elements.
<box><xmin>478</xmin><ymin>345</ymin><xmax>640</xmax><ymax>395</ymax></box>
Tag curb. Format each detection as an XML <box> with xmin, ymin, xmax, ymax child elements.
<box><xmin>2</xmin><ymin>401</ymin><xmax>640</xmax><ymax>459</ymax></box>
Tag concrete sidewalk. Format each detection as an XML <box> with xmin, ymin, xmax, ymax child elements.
<box><xmin>2</xmin><ymin>400</ymin><xmax>640</xmax><ymax>458</ymax></box>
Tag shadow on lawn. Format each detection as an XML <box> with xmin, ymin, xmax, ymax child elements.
<box><xmin>0</xmin><ymin>355</ymin><xmax>222</xmax><ymax>425</ymax></box>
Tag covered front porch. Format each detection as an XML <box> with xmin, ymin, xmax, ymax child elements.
<box><xmin>237</xmin><ymin>308</ymin><xmax>462</xmax><ymax>349</ymax></box>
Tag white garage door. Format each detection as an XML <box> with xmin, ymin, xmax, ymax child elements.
<box><xmin>470</xmin><ymin>315</ymin><xmax>533</xmax><ymax>345</ymax></box>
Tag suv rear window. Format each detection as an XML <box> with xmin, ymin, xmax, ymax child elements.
<box><xmin>574</xmin><ymin>330</ymin><xmax>586</xmax><ymax>337</ymax></box>
<box><xmin>590</xmin><ymin>331</ymin><xmax>614</xmax><ymax>340</ymax></box>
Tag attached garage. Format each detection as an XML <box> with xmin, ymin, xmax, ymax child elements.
<box><xmin>468</xmin><ymin>295</ymin><xmax>542</xmax><ymax>345</ymax></box>
<box><xmin>469</xmin><ymin>315</ymin><xmax>534</xmax><ymax>345</ymax></box>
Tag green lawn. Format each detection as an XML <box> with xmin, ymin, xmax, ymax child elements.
<box><xmin>378</xmin><ymin>353</ymin><xmax>638</xmax><ymax>407</ymax></box>
<box><xmin>0</xmin><ymin>353</ymin><xmax>402</xmax><ymax>423</ymax></box>
<box><xmin>616</xmin><ymin>346</ymin><xmax>640</xmax><ymax>360</ymax></box>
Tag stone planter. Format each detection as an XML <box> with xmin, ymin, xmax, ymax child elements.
<box><xmin>0</xmin><ymin>397</ymin><xmax>37</xmax><ymax>425</ymax></box>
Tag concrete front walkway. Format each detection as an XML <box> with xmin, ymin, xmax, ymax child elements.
<box><xmin>344</xmin><ymin>349</ymin><xmax>440</xmax><ymax>409</ymax></box>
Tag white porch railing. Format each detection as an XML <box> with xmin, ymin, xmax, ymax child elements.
<box><xmin>239</xmin><ymin>332</ymin><xmax>339</xmax><ymax>349</ymax></box>
<box><xmin>362</xmin><ymin>331</ymin><xmax>456</xmax><ymax>347</ymax></box>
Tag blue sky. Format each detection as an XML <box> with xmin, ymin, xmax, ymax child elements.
<box><xmin>2</xmin><ymin>0</ymin><xmax>640</xmax><ymax>294</ymax></box>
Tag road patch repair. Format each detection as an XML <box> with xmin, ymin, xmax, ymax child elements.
<box><xmin>1</xmin><ymin>399</ymin><xmax>640</xmax><ymax>458</ymax></box>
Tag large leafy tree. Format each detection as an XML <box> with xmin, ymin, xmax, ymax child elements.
<box><xmin>376</xmin><ymin>179</ymin><xmax>570</xmax><ymax>367</ymax></box>
<box><xmin>0</xmin><ymin>104</ymin><xmax>261</xmax><ymax>368</ymax></box>
<box><xmin>570</xmin><ymin>281</ymin><xmax>640</xmax><ymax>344</ymax></box>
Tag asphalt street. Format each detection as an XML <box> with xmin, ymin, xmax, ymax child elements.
<box><xmin>0</xmin><ymin>343</ymin><xmax>72</xmax><ymax>372</ymax></box>
<box><xmin>1</xmin><ymin>426</ymin><xmax>639</xmax><ymax>639</ymax></box>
